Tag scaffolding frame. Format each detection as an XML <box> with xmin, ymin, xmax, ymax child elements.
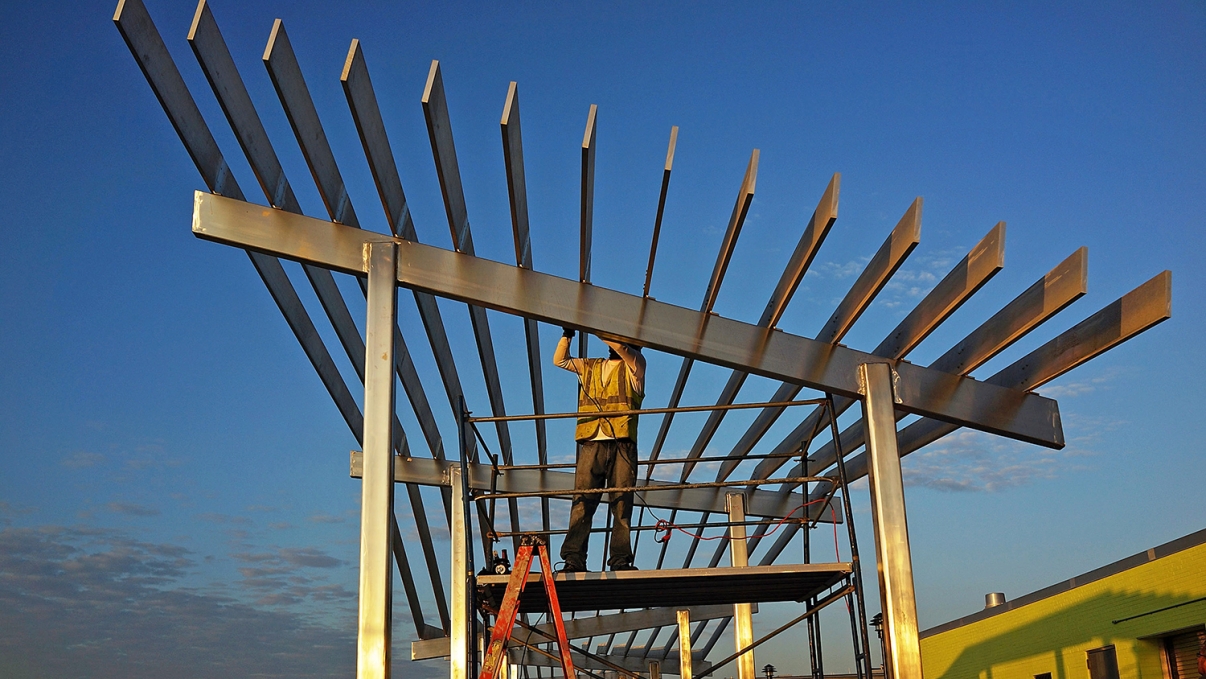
<box><xmin>457</xmin><ymin>396</ymin><xmax>871</xmax><ymax>679</ymax></box>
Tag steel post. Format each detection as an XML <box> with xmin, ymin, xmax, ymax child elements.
<box><xmin>727</xmin><ymin>493</ymin><xmax>756</xmax><ymax>679</ymax></box>
<box><xmin>677</xmin><ymin>610</ymin><xmax>693</xmax><ymax>679</ymax></box>
<box><xmin>451</xmin><ymin>466</ymin><xmax>469</xmax><ymax>679</ymax></box>
<box><xmin>358</xmin><ymin>242</ymin><xmax>398</xmax><ymax>679</ymax></box>
<box><xmin>858</xmin><ymin>363</ymin><xmax>922</xmax><ymax>679</ymax></box>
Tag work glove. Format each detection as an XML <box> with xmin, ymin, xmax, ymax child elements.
<box><xmin>562</xmin><ymin>327</ymin><xmax>575</xmax><ymax>339</ymax></box>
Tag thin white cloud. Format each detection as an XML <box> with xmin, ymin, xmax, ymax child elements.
<box><xmin>902</xmin><ymin>429</ymin><xmax>1078</xmax><ymax>492</ymax></box>
<box><xmin>1037</xmin><ymin>371</ymin><xmax>1119</xmax><ymax>399</ymax></box>
<box><xmin>106</xmin><ymin>502</ymin><xmax>161</xmax><ymax>517</ymax></box>
<box><xmin>197</xmin><ymin>512</ymin><xmax>252</xmax><ymax>525</ymax></box>
<box><xmin>60</xmin><ymin>451</ymin><xmax>105</xmax><ymax>469</ymax></box>
<box><xmin>0</xmin><ymin>525</ymin><xmax>397</xmax><ymax>679</ymax></box>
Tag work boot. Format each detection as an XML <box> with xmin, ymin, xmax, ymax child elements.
<box><xmin>611</xmin><ymin>562</ymin><xmax>638</xmax><ymax>572</ymax></box>
<box><xmin>559</xmin><ymin>558</ymin><xmax>587</xmax><ymax>573</ymax></box>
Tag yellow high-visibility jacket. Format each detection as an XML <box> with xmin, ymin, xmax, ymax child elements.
<box><xmin>574</xmin><ymin>358</ymin><xmax>643</xmax><ymax>441</ymax></box>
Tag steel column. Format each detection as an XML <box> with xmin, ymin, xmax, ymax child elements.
<box><xmin>677</xmin><ymin>610</ymin><xmax>693</xmax><ymax>679</ymax></box>
<box><xmin>727</xmin><ymin>493</ymin><xmax>756</xmax><ymax>679</ymax></box>
<box><xmin>451</xmin><ymin>465</ymin><xmax>470</xmax><ymax>679</ymax></box>
<box><xmin>858</xmin><ymin>363</ymin><xmax>922</xmax><ymax>679</ymax></box>
<box><xmin>359</xmin><ymin>241</ymin><xmax>398</xmax><ymax>679</ymax></box>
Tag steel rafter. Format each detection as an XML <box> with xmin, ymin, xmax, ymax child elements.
<box><xmin>500</xmin><ymin>81</ymin><xmax>551</xmax><ymax>533</ymax></box>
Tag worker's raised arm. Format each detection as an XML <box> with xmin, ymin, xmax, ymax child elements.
<box><xmin>602</xmin><ymin>339</ymin><xmax>646</xmax><ymax>395</ymax></box>
<box><xmin>553</xmin><ymin>328</ymin><xmax>586</xmax><ymax>374</ymax></box>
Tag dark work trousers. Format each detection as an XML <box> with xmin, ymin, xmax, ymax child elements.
<box><xmin>560</xmin><ymin>438</ymin><xmax>637</xmax><ymax>569</ymax></box>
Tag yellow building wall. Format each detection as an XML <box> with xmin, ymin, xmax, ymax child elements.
<box><xmin>920</xmin><ymin>542</ymin><xmax>1206</xmax><ymax>679</ymax></box>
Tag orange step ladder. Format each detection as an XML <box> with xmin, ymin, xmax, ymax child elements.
<box><xmin>479</xmin><ymin>535</ymin><xmax>576</xmax><ymax>679</ymax></box>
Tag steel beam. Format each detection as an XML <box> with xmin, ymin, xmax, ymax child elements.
<box><xmin>342</xmin><ymin>37</ymin><xmax>466</xmax><ymax>630</ymax></box>
<box><xmin>193</xmin><ymin>191</ymin><xmax>1065</xmax><ymax>448</ymax></box>
<box><xmin>859</xmin><ymin>362</ymin><xmax>922</xmax><ymax>679</ymax></box>
<box><xmin>421</xmin><ymin>62</ymin><xmax>515</xmax><ymax>460</ymax></box>
<box><xmin>656</xmin><ymin>174</ymin><xmax>839</xmax><ymax>623</ymax></box>
<box><xmin>579</xmin><ymin>103</ymin><xmax>597</xmax><ymax>356</ymax></box>
<box><xmin>815</xmin><ymin>271</ymin><xmax>1169</xmax><ymax>566</ymax></box>
<box><xmin>191</xmin><ymin>10</ymin><xmax>449</xmax><ymax>636</ymax></box>
<box><xmin>581</xmin><ymin>103</ymin><xmax>597</xmax><ymax>285</ymax></box>
<box><xmin>341</xmin><ymin>39</ymin><xmax>469</xmax><ymax>484</ymax></box>
<box><xmin>888</xmin><ymin>269</ymin><xmax>1171</xmax><ymax>459</ymax></box>
<box><xmin>422</xmin><ymin>60</ymin><xmax>520</xmax><ymax>554</ymax></box>
<box><xmin>646</xmin><ymin>149</ymin><xmax>760</xmax><ymax>471</ymax></box>
<box><xmin>414</xmin><ymin>604</ymin><xmax>748</xmax><ymax>659</ymax></box>
<box><xmin>350</xmin><ymin>452</ymin><xmax>836</xmax><ymax>521</ymax></box>
<box><xmin>359</xmin><ymin>242</ymin><xmax>398</xmax><ymax>679</ymax></box>
<box><xmin>672</xmin><ymin>196</ymin><xmax>919</xmax><ymax>579</ymax></box>
<box><xmin>644</xmin><ymin>126</ymin><xmax>679</xmax><ymax>298</ymax></box>
<box><xmin>261</xmin><ymin>20</ymin><xmax>442</xmax><ymax>463</ymax></box>
<box><xmin>715</xmin><ymin>198</ymin><xmax>923</xmax><ymax>482</ymax></box>
<box><xmin>188</xmin><ymin>11</ymin><xmax>448</xmax><ymax>636</ymax></box>
<box><xmin>745</xmin><ymin>221</ymin><xmax>1006</xmax><ymax>485</ymax></box>
<box><xmin>795</xmin><ymin>246</ymin><xmax>1086</xmax><ymax>481</ymax></box>
<box><xmin>727</xmin><ymin>493</ymin><xmax>755</xmax><ymax>679</ymax></box>
<box><xmin>502</xmin><ymin>82</ymin><xmax>534</xmax><ymax>271</ymax></box>
<box><xmin>113</xmin><ymin>0</ymin><xmax>364</xmax><ymax>440</ymax></box>
<box><xmin>342</xmin><ymin>41</ymin><xmax>467</xmax><ymax>426</ymax></box>
<box><xmin>754</xmin><ymin>249</ymin><xmax>1089</xmax><ymax>561</ymax></box>
<box><xmin>681</xmin><ymin>174</ymin><xmax>840</xmax><ymax>482</ymax></box>
<box><xmin>501</xmin><ymin>81</ymin><xmax>550</xmax><ymax>531</ymax></box>
<box><xmin>187</xmin><ymin>3</ymin><xmax>377</xmax><ymax>442</ymax></box>
<box><xmin>508</xmin><ymin>648</ymin><xmax>710</xmax><ymax>676</ymax></box>
<box><xmin>341</xmin><ymin>40</ymin><xmax>418</xmax><ymax>242</ymax></box>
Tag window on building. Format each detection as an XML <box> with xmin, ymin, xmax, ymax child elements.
<box><xmin>1163</xmin><ymin>626</ymin><xmax>1206</xmax><ymax>679</ymax></box>
<box><xmin>1087</xmin><ymin>646</ymin><xmax>1120</xmax><ymax>679</ymax></box>
<box><xmin>1034</xmin><ymin>673</ymin><xmax>1053</xmax><ymax>679</ymax></box>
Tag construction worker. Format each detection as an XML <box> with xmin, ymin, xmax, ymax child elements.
<box><xmin>554</xmin><ymin>327</ymin><xmax>646</xmax><ymax>572</ymax></box>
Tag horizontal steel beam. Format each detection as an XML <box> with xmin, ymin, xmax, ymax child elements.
<box><xmin>411</xmin><ymin>604</ymin><xmax>746</xmax><ymax>659</ymax></box>
<box><xmin>192</xmin><ymin>191</ymin><xmax>1064</xmax><ymax>448</ymax></box>
<box><xmin>349</xmin><ymin>452</ymin><xmax>838</xmax><ymax>521</ymax></box>
<box><xmin>508</xmin><ymin>647</ymin><xmax>710</xmax><ymax>675</ymax></box>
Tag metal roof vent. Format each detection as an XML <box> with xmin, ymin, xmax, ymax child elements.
<box><xmin>985</xmin><ymin>592</ymin><xmax>1007</xmax><ymax>608</ymax></box>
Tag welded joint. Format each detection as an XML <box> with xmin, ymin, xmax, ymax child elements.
<box><xmin>362</xmin><ymin>239</ymin><xmax>404</xmax><ymax>271</ymax></box>
<box><xmin>213</xmin><ymin>159</ymin><xmax>231</xmax><ymax>197</ymax></box>
<box><xmin>334</xmin><ymin>186</ymin><xmax>352</xmax><ymax>225</ymax></box>
<box><xmin>856</xmin><ymin>363</ymin><xmax>901</xmax><ymax>404</ymax></box>
<box><xmin>272</xmin><ymin>171</ymin><xmax>288</xmax><ymax>208</ymax></box>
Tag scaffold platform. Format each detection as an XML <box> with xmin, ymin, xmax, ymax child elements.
<box><xmin>477</xmin><ymin>562</ymin><xmax>853</xmax><ymax>613</ymax></box>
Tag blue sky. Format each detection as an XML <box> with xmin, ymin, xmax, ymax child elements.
<box><xmin>1</xmin><ymin>1</ymin><xmax>1203</xmax><ymax>677</ymax></box>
